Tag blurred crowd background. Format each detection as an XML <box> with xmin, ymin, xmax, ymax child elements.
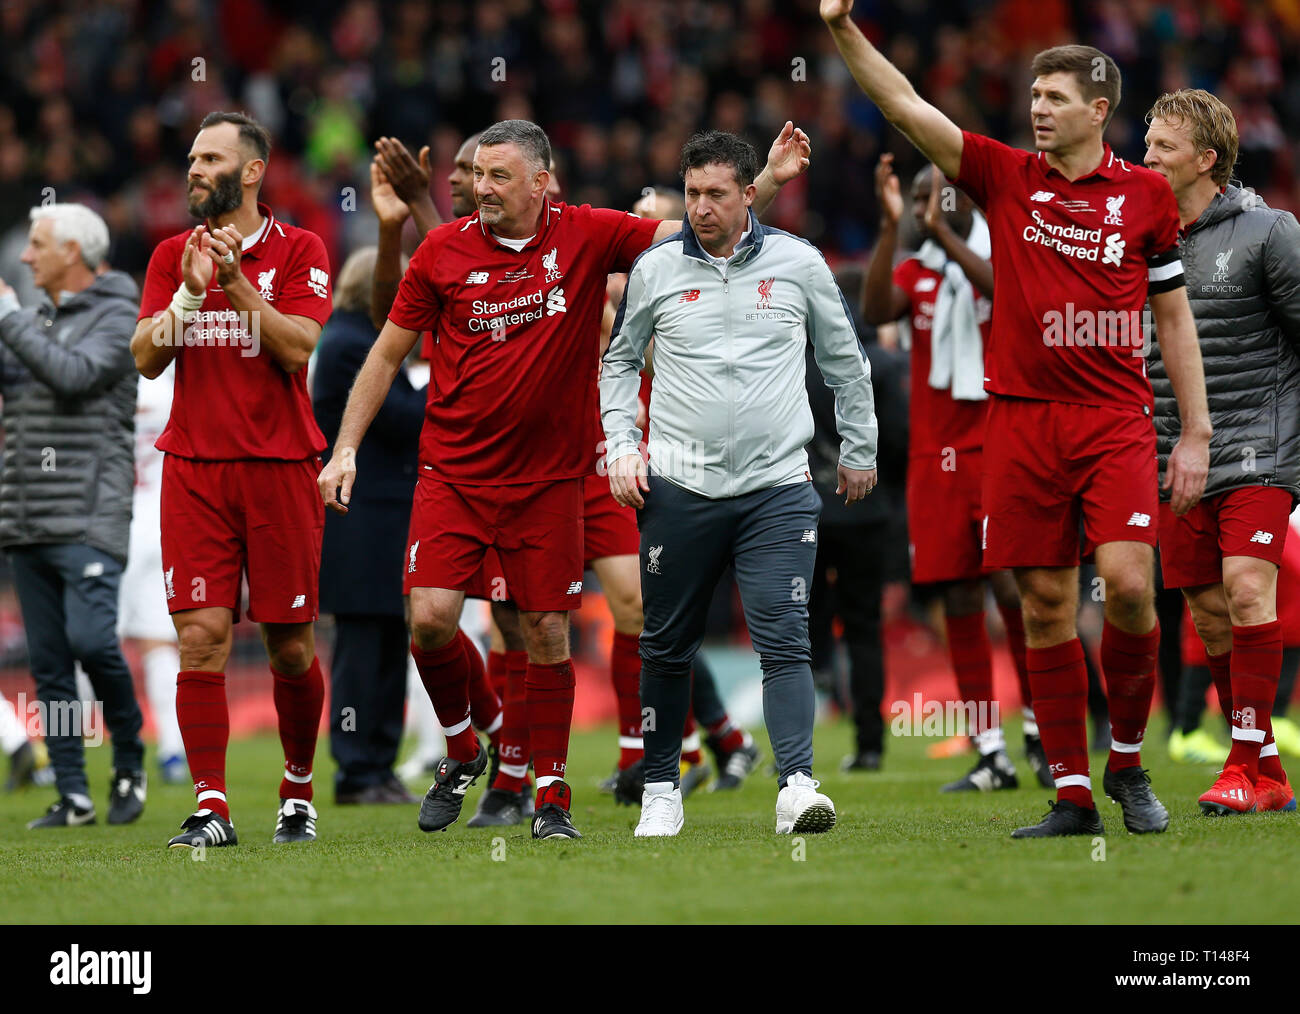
<box><xmin>0</xmin><ymin>0</ymin><xmax>1296</xmax><ymax>298</ymax></box>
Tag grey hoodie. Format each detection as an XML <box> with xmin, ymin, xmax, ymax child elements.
<box><xmin>602</xmin><ymin>214</ymin><xmax>878</xmax><ymax>499</ymax></box>
<box><xmin>0</xmin><ymin>270</ymin><xmax>140</xmax><ymax>562</ymax></box>
<box><xmin>1147</xmin><ymin>185</ymin><xmax>1300</xmax><ymax>502</ymax></box>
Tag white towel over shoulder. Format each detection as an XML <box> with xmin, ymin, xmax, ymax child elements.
<box><xmin>918</xmin><ymin>211</ymin><xmax>990</xmax><ymax>401</ymax></box>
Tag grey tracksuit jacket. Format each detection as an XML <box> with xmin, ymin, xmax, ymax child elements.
<box><xmin>0</xmin><ymin>270</ymin><xmax>139</xmax><ymax>563</ymax></box>
<box><xmin>601</xmin><ymin>212</ymin><xmax>878</xmax><ymax>499</ymax></box>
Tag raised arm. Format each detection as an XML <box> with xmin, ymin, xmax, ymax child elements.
<box><xmin>924</xmin><ymin>173</ymin><xmax>994</xmax><ymax>300</ymax></box>
<box><xmin>373</xmin><ymin>137</ymin><xmax>442</xmax><ymax>239</ymax></box>
<box><xmin>862</xmin><ymin>153</ymin><xmax>910</xmax><ymax>325</ymax></box>
<box><xmin>1150</xmin><ymin>286</ymin><xmax>1210</xmax><ymax>515</ymax></box>
<box><xmin>370</xmin><ymin>158</ymin><xmax>410</xmax><ymax>330</ymax></box>
<box><xmin>821</xmin><ymin>0</ymin><xmax>964</xmax><ymax>179</ymax></box>
<box><xmin>317</xmin><ymin>319</ymin><xmax>421</xmax><ymax>513</ymax></box>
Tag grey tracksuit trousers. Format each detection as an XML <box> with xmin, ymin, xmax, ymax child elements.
<box><xmin>637</xmin><ymin>473</ymin><xmax>821</xmax><ymax>787</ymax></box>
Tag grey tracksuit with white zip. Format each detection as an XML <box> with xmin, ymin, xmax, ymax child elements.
<box><xmin>601</xmin><ymin>211</ymin><xmax>878</xmax><ymax>788</ymax></box>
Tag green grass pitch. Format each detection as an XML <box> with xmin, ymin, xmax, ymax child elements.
<box><xmin>2</xmin><ymin>718</ymin><xmax>1297</xmax><ymax>924</ymax></box>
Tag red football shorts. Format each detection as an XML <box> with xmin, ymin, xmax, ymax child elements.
<box><xmin>582</xmin><ymin>471</ymin><xmax>639</xmax><ymax>565</ymax></box>
<box><xmin>907</xmin><ymin>447</ymin><xmax>987</xmax><ymax>584</ymax></box>
<box><xmin>405</xmin><ymin>477</ymin><xmax>584</xmax><ymax>612</ymax></box>
<box><xmin>160</xmin><ymin>456</ymin><xmax>324</xmax><ymax>623</ymax></box>
<box><xmin>1158</xmin><ymin>485</ymin><xmax>1294</xmax><ymax>588</ymax></box>
<box><xmin>982</xmin><ymin>395</ymin><xmax>1158</xmax><ymax>569</ymax></box>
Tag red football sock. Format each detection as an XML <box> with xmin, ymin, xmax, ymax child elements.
<box><xmin>706</xmin><ymin>716</ymin><xmax>745</xmax><ymax>754</ymax></box>
<box><xmin>176</xmin><ymin>670</ymin><xmax>230</xmax><ymax>821</ymax></box>
<box><xmin>492</xmin><ymin>650</ymin><xmax>531</xmax><ymax>793</ymax></box>
<box><xmin>461</xmin><ymin>630</ymin><xmax>502</xmax><ymax>748</ymax></box>
<box><xmin>1226</xmin><ymin>621</ymin><xmax>1281</xmax><ymax>781</ymax></box>
<box><xmin>1100</xmin><ymin>620</ymin><xmax>1158</xmax><ymax>771</ymax></box>
<box><xmin>946</xmin><ymin>611</ymin><xmax>998</xmax><ymax>742</ymax></box>
<box><xmin>682</xmin><ymin>708</ymin><xmax>702</xmax><ymax>765</ymax></box>
<box><xmin>611</xmin><ymin>630</ymin><xmax>643</xmax><ymax>769</ymax></box>
<box><xmin>1028</xmin><ymin>638</ymin><xmax>1092</xmax><ymax>809</ymax></box>
<box><xmin>411</xmin><ymin>637</ymin><xmax>477</xmax><ymax>761</ymax></box>
<box><xmin>526</xmin><ymin>660</ymin><xmax>575</xmax><ymax>790</ymax></box>
<box><xmin>272</xmin><ymin>657</ymin><xmax>324</xmax><ymax>802</ymax></box>
<box><xmin>1208</xmin><ymin>650</ymin><xmax>1233</xmax><ymax>724</ymax></box>
<box><xmin>488</xmin><ymin>649</ymin><xmax>508</xmax><ymax>700</ymax></box>
<box><xmin>996</xmin><ymin>601</ymin><xmax>1034</xmax><ymax>713</ymax></box>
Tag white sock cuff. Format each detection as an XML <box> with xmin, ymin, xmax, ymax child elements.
<box><xmin>500</xmin><ymin>762</ymin><xmax>529</xmax><ymax>778</ymax></box>
<box><xmin>1109</xmin><ymin>736</ymin><xmax>1143</xmax><ymax>754</ymax></box>
<box><xmin>1231</xmin><ymin>726</ymin><xmax>1267</xmax><ymax>744</ymax></box>
<box><xmin>443</xmin><ymin>716</ymin><xmax>471</xmax><ymax>737</ymax></box>
<box><xmin>481</xmin><ymin>711</ymin><xmax>503</xmax><ymax>735</ymax></box>
<box><xmin>1054</xmin><ymin>774</ymin><xmax>1092</xmax><ymax>790</ymax></box>
<box><xmin>618</xmin><ymin>735</ymin><xmax>644</xmax><ymax>749</ymax></box>
<box><xmin>1259</xmin><ymin>742</ymin><xmax>1280</xmax><ymax>758</ymax></box>
<box><xmin>283</xmin><ymin>769</ymin><xmax>312</xmax><ymax>783</ymax></box>
<box><xmin>196</xmin><ymin>789</ymin><xmax>226</xmax><ymax>804</ymax></box>
<box><xmin>681</xmin><ymin>731</ymin><xmax>700</xmax><ymax>753</ymax></box>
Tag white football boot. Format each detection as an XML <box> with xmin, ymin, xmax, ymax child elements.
<box><xmin>775</xmin><ymin>771</ymin><xmax>836</xmax><ymax>833</ymax></box>
<box><xmin>634</xmin><ymin>781</ymin><xmax>684</xmax><ymax>837</ymax></box>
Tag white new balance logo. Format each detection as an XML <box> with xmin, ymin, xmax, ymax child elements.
<box><xmin>566</xmin><ymin>581</ymin><xmax>582</xmax><ymax>594</ymax></box>
<box><xmin>291</xmin><ymin>595</ymin><xmax>305</xmax><ymax>608</ymax></box>
<box><xmin>1030</xmin><ymin>190</ymin><xmax>1054</xmax><ymax>202</ymax></box>
<box><xmin>1250</xmin><ymin>530</ymin><xmax>1274</xmax><ymax>545</ymax></box>
<box><xmin>1126</xmin><ymin>512</ymin><xmax>1152</xmax><ymax>527</ymax></box>
<box><xmin>465</xmin><ymin>271</ymin><xmax>490</xmax><ymax>284</ymax></box>
<box><xmin>308</xmin><ymin>266</ymin><xmax>329</xmax><ymax>298</ymax></box>
<box><xmin>801</xmin><ymin>530</ymin><xmax>816</xmax><ymax>543</ymax></box>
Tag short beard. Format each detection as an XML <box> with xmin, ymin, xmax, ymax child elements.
<box><xmin>188</xmin><ymin>167</ymin><xmax>244</xmax><ymax>220</ymax></box>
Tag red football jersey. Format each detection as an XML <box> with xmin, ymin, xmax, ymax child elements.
<box><xmin>955</xmin><ymin>131</ymin><xmax>1184</xmax><ymax>413</ymax></box>
<box><xmin>139</xmin><ymin>204</ymin><xmax>333</xmax><ymax>460</ymax></box>
<box><xmin>388</xmin><ymin>200</ymin><xmax>660</xmax><ymax>485</ymax></box>
<box><xmin>894</xmin><ymin>257</ymin><xmax>991</xmax><ymax>455</ymax></box>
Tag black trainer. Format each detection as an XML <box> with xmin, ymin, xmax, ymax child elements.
<box><xmin>612</xmin><ymin>758</ymin><xmax>644</xmax><ymax>806</ymax></box>
<box><xmin>167</xmin><ymin>810</ymin><xmax>236</xmax><ymax>848</ymax></box>
<box><xmin>1011</xmin><ymin>799</ymin><xmax>1104</xmax><ymax>838</ymax></box>
<box><xmin>1024</xmin><ymin>735</ymin><xmax>1055</xmax><ymax>788</ymax></box>
<box><xmin>942</xmin><ymin>750</ymin><xmax>1018</xmax><ymax>792</ymax></box>
<box><xmin>27</xmin><ymin>796</ymin><xmax>96</xmax><ymax>829</ymax></box>
<box><xmin>107</xmin><ymin>769</ymin><xmax>146</xmax><ymax>825</ymax></box>
<box><xmin>598</xmin><ymin>764</ymin><xmax>620</xmax><ymax>794</ymax></box>
<box><xmin>418</xmin><ymin>740</ymin><xmax>488</xmax><ymax>832</ymax></box>
<box><xmin>5</xmin><ymin>740</ymin><xmax>36</xmax><ymax>791</ymax></box>
<box><xmin>1102</xmin><ymin>765</ymin><xmax>1169</xmax><ymax>833</ymax></box>
<box><xmin>531</xmin><ymin>781</ymin><xmax>581</xmax><ymax>839</ymax></box>
<box><xmin>841</xmin><ymin>750</ymin><xmax>882</xmax><ymax>772</ymax></box>
<box><xmin>467</xmin><ymin>787</ymin><xmax>524</xmax><ymax>827</ymax></box>
<box><xmin>711</xmin><ymin>736</ymin><xmax>762</xmax><ymax>791</ymax></box>
<box><xmin>273</xmin><ymin>799</ymin><xmax>318</xmax><ymax>843</ymax></box>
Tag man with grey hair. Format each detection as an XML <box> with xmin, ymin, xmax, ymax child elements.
<box><xmin>0</xmin><ymin>202</ymin><xmax>147</xmax><ymax>829</ymax></box>
<box><xmin>320</xmin><ymin>116</ymin><xmax>811</xmax><ymax>839</ymax></box>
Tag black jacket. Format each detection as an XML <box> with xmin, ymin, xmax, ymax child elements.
<box><xmin>805</xmin><ymin>338</ymin><xmax>908</xmax><ymax>527</ymax></box>
<box><xmin>313</xmin><ymin>309</ymin><xmax>426</xmax><ymax>617</ymax></box>
<box><xmin>1148</xmin><ymin>185</ymin><xmax>1300</xmax><ymax>502</ymax></box>
<box><xmin>0</xmin><ymin>271</ymin><xmax>139</xmax><ymax>563</ymax></box>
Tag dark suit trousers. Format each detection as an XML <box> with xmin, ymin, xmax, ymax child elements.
<box><xmin>329</xmin><ymin>614</ymin><xmax>409</xmax><ymax>792</ymax></box>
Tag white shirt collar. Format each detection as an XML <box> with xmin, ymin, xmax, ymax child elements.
<box><xmin>491</xmin><ymin>232</ymin><xmax>535</xmax><ymax>252</ymax></box>
<box><xmin>241</xmin><ymin>215</ymin><xmax>269</xmax><ymax>250</ymax></box>
<box><xmin>701</xmin><ymin>223</ymin><xmax>751</xmax><ymax>268</ymax></box>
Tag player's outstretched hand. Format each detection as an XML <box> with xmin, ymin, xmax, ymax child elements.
<box><xmin>766</xmin><ymin>121</ymin><xmax>811</xmax><ymax>185</ymax></box>
<box><xmin>820</xmin><ymin>0</ymin><xmax>855</xmax><ymax>24</ymax></box>
<box><xmin>836</xmin><ymin>464</ymin><xmax>877</xmax><ymax>505</ymax></box>
<box><xmin>370</xmin><ymin>159</ymin><xmax>411</xmax><ymax>227</ymax></box>
<box><xmin>608</xmin><ymin>452</ymin><xmax>649</xmax><ymax>509</ymax></box>
<box><xmin>875</xmin><ymin>154</ymin><xmax>902</xmax><ymax>225</ymax></box>
<box><xmin>180</xmin><ymin>225</ymin><xmax>213</xmax><ymax>296</ymax></box>
<box><xmin>319</xmin><ymin>447</ymin><xmax>357</xmax><ymax>515</ymax></box>
<box><xmin>1164</xmin><ymin>434</ymin><xmax>1209</xmax><ymax>516</ymax></box>
<box><xmin>374</xmin><ymin>137</ymin><xmax>431</xmax><ymax>206</ymax></box>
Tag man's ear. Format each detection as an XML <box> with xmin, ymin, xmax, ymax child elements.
<box><xmin>243</xmin><ymin>158</ymin><xmax>266</xmax><ymax>189</ymax></box>
<box><xmin>743</xmin><ymin>183</ymin><xmax>757</xmax><ymax>206</ymax></box>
